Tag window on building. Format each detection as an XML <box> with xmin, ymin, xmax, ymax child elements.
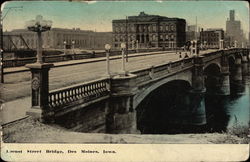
<box><xmin>160</xmin><ymin>35</ymin><xmax>163</xmax><ymax>41</ymax></box>
<box><xmin>160</xmin><ymin>25</ymin><xmax>163</xmax><ymax>31</ymax></box>
<box><xmin>172</xmin><ymin>25</ymin><xmax>175</xmax><ymax>31</ymax></box>
<box><xmin>165</xmin><ymin>35</ymin><xmax>169</xmax><ymax>40</ymax></box>
<box><xmin>171</xmin><ymin>34</ymin><xmax>174</xmax><ymax>40</ymax></box>
<box><xmin>153</xmin><ymin>26</ymin><xmax>156</xmax><ymax>32</ymax></box>
<box><xmin>166</xmin><ymin>25</ymin><xmax>169</xmax><ymax>31</ymax></box>
<box><xmin>117</xmin><ymin>27</ymin><xmax>120</xmax><ymax>32</ymax></box>
<box><xmin>152</xmin><ymin>35</ymin><xmax>156</xmax><ymax>41</ymax></box>
<box><xmin>170</xmin><ymin>25</ymin><xmax>174</xmax><ymax>31</ymax></box>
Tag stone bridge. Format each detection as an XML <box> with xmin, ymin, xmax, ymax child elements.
<box><xmin>26</xmin><ymin>48</ymin><xmax>250</xmax><ymax>134</ymax></box>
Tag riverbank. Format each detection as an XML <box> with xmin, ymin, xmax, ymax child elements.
<box><xmin>2</xmin><ymin>117</ymin><xmax>249</xmax><ymax>144</ymax></box>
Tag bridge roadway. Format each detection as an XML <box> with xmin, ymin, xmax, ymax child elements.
<box><xmin>0</xmin><ymin>49</ymin><xmax>216</xmax><ymax>124</ymax></box>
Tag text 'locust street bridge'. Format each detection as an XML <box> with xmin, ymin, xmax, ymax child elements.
<box><xmin>25</xmin><ymin>48</ymin><xmax>249</xmax><ymax>134</ymax></box>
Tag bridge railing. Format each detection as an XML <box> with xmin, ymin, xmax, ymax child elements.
<box><xmin>2</xmin><ymin>47</ymin><xmax>179</xmax><ymax>68</ymax></box>
<box><xmin>48</xmin><ymin>78</ymin><xmax>110</xmax><ymax>110</ymax></box>
<box><xmin>46</xmin><ymin>48</ymin><xmax>247</xmax><ymax>110</ymax></box>
<box><xmin>132</xmin><ymin>57</ymin><xmax>194</xmax><ymax>85</ymax></box>
<box><xmin>3</xmin><ymin>57</ymin><xmax>36</xmax><ymax>67</ymax></box>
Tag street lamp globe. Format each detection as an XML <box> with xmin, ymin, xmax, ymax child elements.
<box><xmin>121</xmin><ymin>43</ymin><xmax>126</xmax><ymax>49</ymax></box>
<box><xmin>72</xmin><ymin>40</ymin><xmax>75</xmax><ymax>45</ymax></box>
<box><xmin>105</xmin><ymin>44</ymin><xmax>111</xmax><ymax>50</ymax></box>
<box><xmin>63</xmin><ymin>41</ymin><xmax>67</xmax><ymax>45</ymax></box>
<box><xmin>25</xmin><ymin>15</ymin><xmax>52</xmax><ymax>64</ymax></box>
<box><xmin>26</xmin><ymin>15</ymin><xmax>52</xmax><ymax>32</ymax></box>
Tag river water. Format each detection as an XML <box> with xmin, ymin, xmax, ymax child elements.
<box><xmin>205</xmin><ymin>77</ymin><xmax>250</xmax><ymax>133</ymax></box>
<box><xmin>137</xmin><ymin>68</ymin><xmax>250</xmax><ymax>134</ymax></box>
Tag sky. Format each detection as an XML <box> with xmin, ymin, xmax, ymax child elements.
<box><xmin>2</xmin><ymin>1</ymin><xmax>249</xmax><ymax>38</ymax></box>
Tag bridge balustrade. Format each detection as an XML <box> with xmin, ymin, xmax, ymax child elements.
<box><xmin>132</xmin><ymin>57</ymin><xmax>194</xmax><ymax>86</ymax></box>
<box><xmin>202</xmin><ymin>51</ymin><xmax>221</xmax><ymax>63</ymax></box>
<box><xmin>24</xmin><ymin>48</ymin><xmax>249</xmax><ymax>127</ymax></box>
<box><xmin>48</xmin><ymin>78</ymin><xmax>110</xmax><ymax>110</ymax></box>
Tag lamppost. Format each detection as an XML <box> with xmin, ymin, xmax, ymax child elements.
<box><xmin>204</xmin><ymin>41</ymin><xmax>207</xmax><ymax>50</ymax></box>
<box><xmin>63</xmin><ymin>41</ymin><xmax>67</xmax><ymax>55</ymax></box>
<box><xmin>26</xmin><ymin>15</ymin><xmax>52</xmax><ymax>63</ymax></box>
<box><xmin>194</xmin><ymin>40</ymin><xmax>197</xmax><ymax>56</ymax></box>
<box><xmin>132</xmin><ymin>40</ymin><xmax>135</xmax><ymax>50</ymax></box>
<box><xmin>105</xmin><ymin>44</ymin><xmax>111</xmax><ymax>76</ymax></box>
<box><xmin>136</xmin><ymin>40</ymin><xmax>139</xmax><ymax>53</ymax></box>
<box><xmin>234</xmin><ymin>40</ymin><xmax>237</xmax><ymax>48</ymax></box>
<box><xmin>121</xmin><ymin>42</ymin><xmax>126</xmax><ymax>75</ymax></box>
<box><xmin>25</xmin><ymin>15</ymin><xmax>54</xmax><ymax>122</ymax></box>
<box><xmin>190</xmin><ymin>40</ymin><xmax>193</xmax><ymax>56</ymax></box>
<box><xmin>72</xmin><ymin>40</ymin><xmax>75</xmax><ymax>54</ymax></box>
<box><xmin>219</xmin><ymin>39</ymin><xmax>224</xmax><ymax>50</ymax></box>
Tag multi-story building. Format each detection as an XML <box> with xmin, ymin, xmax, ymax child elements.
<box><xmin>186</xmin><ymin>25</ymin><xmax>197</xmax><ymax>42</ymax></box>
<box><xmin>112</xmin><ymin>12</ymin><xmax>186</xmax><ymax>49</ymax></box>
<box><xmin>226</xmin><ymin>10</ymin><xmax>244</xmax><ymax>47</ymax></box>
<box><xmin>200</xmin><ymin>28</ymin><xmax>224</xmax><ymax>49</ymax></box>
<box><xmin>4</xmin><ymin>28</ymin><xmax>112</xmax><ymax>50</ymax></box>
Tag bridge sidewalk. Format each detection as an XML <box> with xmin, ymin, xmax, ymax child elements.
<box><xmin>4</xmin><ymin>51</ymin><xmax>171</xmax><ymax>74</ymax></box>
<box><xmin>1</xmin><ymin>51</ymin><xmax>172</xmax><ymax>124</ymax></box>
<box><xmin>0</xmin><ymin>96</ymin><xmax>30</xmax><ymax>125</ymax></box>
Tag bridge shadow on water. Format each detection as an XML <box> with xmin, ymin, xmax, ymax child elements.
<box><xmin>136</xmin><ymin>78</ymin><xmax>250</xmax><ymax>134</ymax></box>
<box><xmin>205</xmin><ymin>80</ymin><xmax>249</xmax><ymax>133</ymax></box>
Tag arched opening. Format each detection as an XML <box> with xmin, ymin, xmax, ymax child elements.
<box><xmin>204</xmin><ymin>63</ymin><xmax>221</xmax><ymax>94</ymax></box>
<box><xmin>136</xmin><ymin>80</ymin><xmax>197</xmax><ymax>134</ymax></box>
<box><xmin>203</xmin><ymin>62</ymin><xmax>230</xmax><ymax>132</ymax></box>
<box><xmin>228</xmin><ymin>56</ymin><xmax>245</xmax><ymax>95</ymax></box>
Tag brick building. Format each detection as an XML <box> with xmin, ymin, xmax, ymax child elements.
<box><xmin>112</xmin><ymin>12</ymin><xmax>186</xmax><ymax>49</ymax></box>
<box><xmin>4</xmin><ymin>28</ymin><xmax>112</xmax><ymax>50</ymax></box>
<box><xmin>200</xmin><ymin>28</ymin><xmax>224</xmax><ymax>49</ymax></box>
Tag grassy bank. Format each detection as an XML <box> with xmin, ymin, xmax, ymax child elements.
<box><xmin>1</xmin><ymin>117</ymin><xmax>249</xmax><ymax>144</ymax></box>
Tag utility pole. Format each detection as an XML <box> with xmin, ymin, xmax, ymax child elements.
<box><xmin>195</xmin><ymin>16</ymin><xmax>197</xmax><ymax>40</ymax></box>
<box><xmin>0</xmin><ymin>11</ymin><xmax>3</xmax><ymax>83</ymax></box>
<box><xmin>125</xmin><ymin>16</ymin><xmax>128</xmax><ymax>62</ymax></box>
<box><xmin>0</xmin><ymin>6</ymin><xmax>23</xmax><ymax>83</ymax></box>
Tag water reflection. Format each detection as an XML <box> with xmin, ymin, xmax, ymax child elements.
<box><xmin>205</xmin><ymin>78</ymin><xmax>250</xmax><ymax>133</ymax></box>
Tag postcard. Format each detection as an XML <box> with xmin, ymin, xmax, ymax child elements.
<box><xmin>0</xmin><ymin>0</ymin><xmax>249</xmax><ymax>161</ymax></box>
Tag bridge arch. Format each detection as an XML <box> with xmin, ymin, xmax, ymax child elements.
<box><xmin>135</xmin><ymin>79</ymin><xmax>193</xmax><ymax>134</ymax></box>
<box><xmin>203</xmin><ymin>62</ymin><xmax>221</xmax><ymax>72</ymax></box>
<box><xmin>133</xmin><ymin>71</ymin><xmax>192</xmax><ymax>109</ymax></box>
<box><xmin>204</xmin><ymin>63</ymin><xmax>222</xmax><ymax>94</ymax></box>
<box><xmin>228</xmin><ymin>55</ymin><xmax>236</xmax><ymax>66</ymax></box>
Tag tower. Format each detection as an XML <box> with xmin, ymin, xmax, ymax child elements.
<box><xmin>229</xmin><ymin>10</ymin><xmax>235</xmax><ymax>21</ymax></box>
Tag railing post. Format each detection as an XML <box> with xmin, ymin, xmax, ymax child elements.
<box><xmin>242</xmin><ymin>50</ymin><xmax>249</xmax><ymax>84</ymax></box>
<box><xmin>106</xmin><ymin>73</ymin><xmax>140</xmax><ymax>134</ymax></box>
<box><xmin>220</xmin><ymin>51</ymin><xmax>231</xmax><ymax>95</ymax></box>
<box><xmin>231</xmin><ymin>53</ymin><xmax>242</xmax><ymax>82</ymax></box>
<box><xmin>189</xmin><ymin>56</ymin><xmax>206</xmax><ymax>125</ymax></box>
<box><xmin>26</xmin><ymin>63</ymin><xmax>54</xmax><ymax>123</ymax></box>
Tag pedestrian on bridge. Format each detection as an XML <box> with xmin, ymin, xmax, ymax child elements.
<box><xmin>179</xmin><ymin>52</ymin><xmax>182</xmax><ymax>59</ymax></box>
